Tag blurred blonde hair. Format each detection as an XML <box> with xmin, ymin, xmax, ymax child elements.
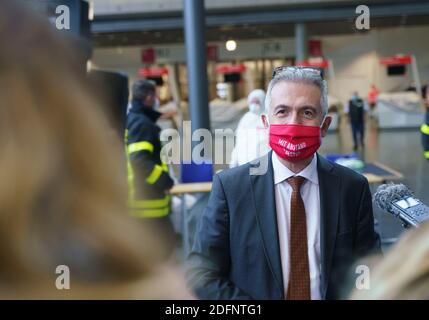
<box><xmin>351</xmin><ymin>222</ymin><xmax>429</xmax><ymax>300</ymax></box>
<box><xmin>0</xmin><ymin>1</ymin><xmax>187</xmax><ymax>299</ymax></box>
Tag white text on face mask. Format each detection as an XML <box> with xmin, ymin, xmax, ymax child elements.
<box><xmin>278</xmin><ymin>138</ymin><xmax>307</xmax><ymax>151</ymax></box>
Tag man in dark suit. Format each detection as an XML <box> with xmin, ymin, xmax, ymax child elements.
<box><xmin>186</xmin><ymin>66</ymin><xmax>381</xmax><ymax>300</ymax></box>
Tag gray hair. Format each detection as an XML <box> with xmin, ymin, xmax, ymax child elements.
<box><xmin>132</xmin><ymin>79</ymin><xmax>156</xmax><ymax>101</ymax></box>
<box><xmin>264</xmin><ymin>67</ymin><xmax>328</xmax><ymax>116</ymax></box>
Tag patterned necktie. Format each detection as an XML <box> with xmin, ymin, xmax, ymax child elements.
<box><xmin>286</xmin><ymin>176</ymin><xmax>311</xmax><ymax>300</ymax></box>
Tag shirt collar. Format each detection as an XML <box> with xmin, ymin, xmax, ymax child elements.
<box><xmin>272</xmin><ymin>152</ymin><xmax>319</xmax><ymax>186</ymax></box>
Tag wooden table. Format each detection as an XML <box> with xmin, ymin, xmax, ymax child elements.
<box><xmin>170</xmin><ymin>182</ymin><xmax>212</xmax><ymax>195</ymax></box>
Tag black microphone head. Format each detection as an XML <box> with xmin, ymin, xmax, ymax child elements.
<box><xmin>373</xmin><ymin>183</ymin><xmax>413</xmax><ymax>211</ymax></box>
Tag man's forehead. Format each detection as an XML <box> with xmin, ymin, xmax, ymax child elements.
<box><xmin>270</xmin><ymin>81</ymin><xmax>321</xmax><ymax>102</ymax></box>
<box><xmin>271</xmin><ymin>80</ymin><xmax>320</xmax><ymax>92</ymax></box>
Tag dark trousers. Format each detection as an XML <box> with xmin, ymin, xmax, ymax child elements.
<box><xmin>351</xmin><ymin>121</ymin><xmax>365</xmax><ymax>147</ymax></box>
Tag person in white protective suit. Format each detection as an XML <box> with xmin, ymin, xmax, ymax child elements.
<box><xmin>229</xmin><ymin>89</ymin><xmax>270</xmax><ymax>168</ymax></box>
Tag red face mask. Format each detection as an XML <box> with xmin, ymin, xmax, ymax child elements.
<box><xmin>269</xmin><ymin>123</ymin><xmax>322</xmax><ymax>162</ymax></box>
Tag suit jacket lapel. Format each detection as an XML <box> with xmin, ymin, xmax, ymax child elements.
<box><xmin>317</xmin><ymin>154</ymin><xmax>340</xmax><ymax>299</ymax></box>
<box><xmin>250</xmin><ymin>151</ymin><xmax>284</xmax><ymax>298</ymax></box>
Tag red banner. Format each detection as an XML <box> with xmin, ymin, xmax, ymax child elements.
<box><xmin>379</xmin><ymin>55</ymin><xmax>412</xmax><ymax>65</ymax></box>
<box><xmin>296</xmin><ymin>59</ymin><xmax>329</xmax><ymax>69</ymax></box>
<box><xmin>216</xmin><ymin>64</ymin><xmax>246</xmax><ymax>74</ymax></box>
<box><xmin>139</xmin><ymin>67</ymin><xmax>168</xmax><ymax>77</ymax></box>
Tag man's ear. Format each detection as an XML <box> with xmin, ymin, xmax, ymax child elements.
<box><xmin>261</xmin><ymin>114</ymin><xmax>269</xmax><ymax>129</ymax></box>
<box><xmin>320</xmin><ymin>115</ymin><xmax>332</xmax><ymax>137</ymax></box>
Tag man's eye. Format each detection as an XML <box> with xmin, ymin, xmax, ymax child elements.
<box><xmin>304</xmin><ymin>110</ymin><xmax>314</xmax><ymax>117</ymax></box>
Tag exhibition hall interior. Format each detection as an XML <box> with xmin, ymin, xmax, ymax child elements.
<box><xmin>2</xmin><ymin>0</ymin><xmax>429</xmax><ymax>300</ymax></box>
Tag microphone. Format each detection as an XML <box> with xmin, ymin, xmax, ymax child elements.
<box><xmin>373</xmin><ymin>183</ymin><xmax>429</xmax><ymax>228</ymax></box>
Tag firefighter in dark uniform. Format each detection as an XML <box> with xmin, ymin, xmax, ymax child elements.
<box><xmin>422</xmin><ymin>85</ymin><xmax>429</xmax><ymax>161</ymax></box>
<box><xmin>125</xmin><ymin>79</ymin><xmax>176</xmax><ymax>246</ymax></box>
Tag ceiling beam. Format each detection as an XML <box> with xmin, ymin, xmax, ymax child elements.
<box><xmin>92</xmin><ymin>1</ymin><xmax>429</xmax><ymax>33</ymax></box>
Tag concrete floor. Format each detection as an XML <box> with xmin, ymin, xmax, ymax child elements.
<box><xmin>320</xmin><ymin>116</ymin><xmax>428</xmax><ymax>249</ymax></box>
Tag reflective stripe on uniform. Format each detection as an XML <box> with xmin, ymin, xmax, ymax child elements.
<box><xmin>129</xmin><ymin>195</ymin><xmax>171</xmax><ymax>209</ymax></box>
<box><xmin>125</xmin><ymin>129</ymin><xmax>171</xmax><ymax>218</ymax></box>
<box><xmin>124</xmin><ymin>130</ymin><xmax>136</xmax><ymax>200</ymax></box>
<box><xmin>130</xmin><ymin>206</ymin><xmax>170</xmax><ymax>218</ymax></box>
<box><xmin>421</xmin><ymin>124</ymin><xmax>429</xmax><ymax>135</ymax></box>
<box><xmin>127</xmin><ymin>156</ymin><xmax>136</xmax><ymax>200</ymax></box>
<box><xmin>161</xmin><ymin>162</ymin><xmax>169</xmax><ymax>172</ymax></box>
<box><xmin>129</xmin><ymin>195</ymin><xmax>171</xmax><ymax>218</ymax></box>
<box><xmin>146</xmin><ymin>164</ymin><xmax>164</xmax><ymax>184</ymax></box>
<box><xmin>425</xmin><ymin>151</ymin><xmax>429</xmax><ymax>159</ymax></box>
<box><xmin>128</xmin><ymin>141</ymin><xmax>154</xmax><ymax>154</ymax></box>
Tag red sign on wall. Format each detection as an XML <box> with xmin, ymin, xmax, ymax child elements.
<box><xmin>309</xmin><ymin>40</ymin><xmax>323</xmax><ymax>57</ymax></box>
<box><xmin>141</xmin><ymin>48</ymin><xmax>155</xmax><ymax>64</ymax></box>
<box><xmin>207</xmin><ymin>45</ymin><xmax>219</xmax><ymax>61</ymax></box>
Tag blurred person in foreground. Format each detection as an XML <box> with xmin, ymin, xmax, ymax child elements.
<box><xmin>351</xmin><ymin>221</ymin><xmax>429</xmax><ymax>299</ymax></box>
<box><xmin>0</xmin><ymin>0</ymin><xmax>191</xmax><ymax>299</ymax></box>
<box><xmin>186</xmin><ymin>66</ymin><xmax>380</xmax><ymax>300</ymax></box>
<box><xmin>230</xmin><ymin>89</ymin><xmax>271</xmax><ymax>168</ymax></box>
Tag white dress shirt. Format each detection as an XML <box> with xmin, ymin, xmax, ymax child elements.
<box><xmin>272</xmin><ymin>152</ymin><xmax>321</xmax><ymax>300</ymax></box>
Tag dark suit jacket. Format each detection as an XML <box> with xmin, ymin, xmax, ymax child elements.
<box><xmin>186</xmin><ymin>151</ymin><xmax>381</xmax><ymax>300</ymax></box>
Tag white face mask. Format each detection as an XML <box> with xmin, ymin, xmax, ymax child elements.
<box><xmin>249</xmin><ymin>103</ymin><xmax>261</xmax><ymax>114</ymax></box>
<box><xmin>217</xmin><ymin>89</ymin><xmax>228</xmax><ymax>100</ymax></box>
